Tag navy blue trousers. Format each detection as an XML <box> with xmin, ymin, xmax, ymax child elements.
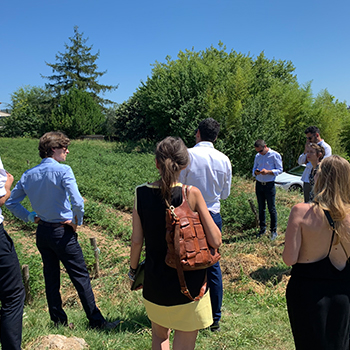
<box><xmin>36</xmin><ymin>224</ymin><xmax>105</xmax><ymax>328</ymax></box>
<box><xmin>0</xmin><ymin>223</ymin><xmax>25</xmax><ymax>350</ymax></box>
<box><xmin>255</xmin><ymin>181</ymin><xmax>277</xmax><ymax>232</ymax></box>
<box><xmin>208</xmin><ymin>212</ymin><xmax>223</xmax><ymax>324</ymax></box>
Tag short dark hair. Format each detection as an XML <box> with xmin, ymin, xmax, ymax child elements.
<box><xmin>38</xmin><ymin>131</ymin><xmax>70</xmax><ymax>159</ymax></box>
<box><xmin>254</xmin><ymin>139</ymin><xmax>266</xmax><ymax>148</ymax></box>
<box><xmin>305</xmin><ymin>126</ymin><xmax>320</xmax><ymax>135</ymax></box>
<box><xmin>198</xmin><ymin>118</ymin><xmax>220</xmax><ymax>142</ymax></box>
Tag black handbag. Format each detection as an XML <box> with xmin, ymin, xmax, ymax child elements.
<box><xmin>130</xmin><ymin>260</ymin><xmax>145</xmax><ymax>291</ymax></box>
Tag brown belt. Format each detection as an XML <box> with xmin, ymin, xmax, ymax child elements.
<box><xmin>38</xmin><ymin>220</ymin><xmax>64</xmax><ymax>228</ymax></box>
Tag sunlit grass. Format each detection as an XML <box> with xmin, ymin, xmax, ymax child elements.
<box><xmin>0</xmin><ymin>137</ymin><xmax>296</xmax><ymax>349</ymax></box>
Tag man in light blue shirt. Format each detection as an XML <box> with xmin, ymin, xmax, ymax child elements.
<box><xmin>252</xmin><ymin>139</ymin><xmax>283</xmax><ymax>240</ymax></box>
<box><xmin>179</xmin><ymin>118</ymin><xmax>232</xmax><ymax>332</ymax></box>
<box><xmin>6</xmin><ymin>132</ymin><xmax>119</xmax><ymax>330</ymax></box>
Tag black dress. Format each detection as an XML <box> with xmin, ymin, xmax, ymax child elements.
<box><xmin>135</xmin><ymin>183</ymin><xmax>206</xmax><ymax>306</ymax></box>
<box><xmin>286</xmin><ymin>211</ymin><xmax>350</xmax><ymax>350</ymax></box>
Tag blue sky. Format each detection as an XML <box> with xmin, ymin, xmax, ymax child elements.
<box><xmin>1</xmin><ymin>0</ymin><xmax>349</xmax><ymax>108</ymax></box>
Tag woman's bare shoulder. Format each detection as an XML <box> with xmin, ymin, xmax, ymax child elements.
<box><xmin>290</xmin><ymin>202</ymin><xmax>313</xmax><ymax>214</ymax></box>
<box><xmin>187</xmin><ymin>185</ymin><xmax>201</xmax><ymax>198</ymax></box>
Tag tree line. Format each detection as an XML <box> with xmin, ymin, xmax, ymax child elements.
<box><xmin>2</xmin><ymin>28</ymin><xmax>349</xmax><ymax>176</ymax></box>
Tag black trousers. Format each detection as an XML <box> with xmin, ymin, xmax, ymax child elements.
<box><xmin>36</xmin><ymin>223</ymin><xmax>105</xmax><ymax>327</ymax></box>
<box><xmin>303</xmin><ymin>182</ymin><xmax>311</xmax><ymax>203</ymax></box>
<box><xmin>255</xmin><ymin>181</ymin><xmax>277</xmax><ymax>232</ymax></box>
<box><xmin>0</xmin><ymin>223</ymin><xmax>25</xmax><ymax>350</ymax></box>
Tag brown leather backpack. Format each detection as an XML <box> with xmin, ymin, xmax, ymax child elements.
<box><xmin>165</xmin><ymin>185</ymin><xmax>221</xmax><ymax>301</ymax></box>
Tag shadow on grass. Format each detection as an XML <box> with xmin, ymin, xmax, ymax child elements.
<box><xmin>116</xmin><ymin>313</ymin><xmax>151</xmax><ymax>333</ymax></box>
<box><xmin>222</xmin><ymin>229</ymin><xmax>257</xmax><ymax>244</ymax></box>
<box><xmin>250</xmin><ymin>265</ymin><xmax>291</xmax><ymax>285</ymax></box>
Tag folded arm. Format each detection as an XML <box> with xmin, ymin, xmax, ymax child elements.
<box><xmin>5</xmin><ymin>179</ymin><xmax>31</xmax><ymax>221</ymax></box>
<box><xmin>0</xmin><ymin>172</ymin><xmax>14</xmax><ymax>207</ymax></box>
<box><xmin>62</xmin><ymin>167</ymin><xmax>84</xmax><ymax>225</ymax></box>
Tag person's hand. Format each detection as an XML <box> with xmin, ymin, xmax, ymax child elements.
<box><xmin>259</xmin><ymin>168</ymin><xmax>270</xmax><ymax>175</ymax></box>
<box><xmin>61</xmin><ymin>220</ymin><xmax>78</xmax><ymax>232</ymax></box>
<box><xmin>5</xmin><ymin>171</ymin><xmax>14</xmax><ymax>189</ymax></box>
<box><xmin>254</xmin><ymin>169</ymin><xmax>261</xmax><ymax>175</ymax></box>
<box><xmin>34</xmin><ymin>217</ymin><xmax>41</xmax><ymax>224</ymax></box>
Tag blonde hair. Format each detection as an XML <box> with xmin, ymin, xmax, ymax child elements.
<box><xmin>308</xmin><ymin>143</ymin><xmax>325</xmax><ymax>161</ymax></box>
<box><xmin>313</xmin><ymin>155</ymin><xmax>350</xmax><ymax>241</ymax></box>
<box><xmin>155</xmin><ymin>137</ymin><xmax>189</xmax><ymax>204</ymax></box>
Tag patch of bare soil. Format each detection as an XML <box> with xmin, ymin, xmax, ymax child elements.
<box><xmin>24</xmin><ymin>334</ymin><xmax>89</xmax><ymax>350</ymax></box>
<box><xmin>220</xmin><ymin>240</ymin><xmax>290</xmax><ymax>295</ymax></box>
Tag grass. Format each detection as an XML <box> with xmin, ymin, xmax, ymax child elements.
<box><xmin>0</xmin><ymin>137</ymin><xmax>302</xmax><ymax>349</ymax></box>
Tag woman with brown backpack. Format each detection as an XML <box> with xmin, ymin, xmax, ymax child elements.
<box><xmin>129</xmin><ymin>136</ymin><xmax>221</xmax><ymax>350</ymax></box>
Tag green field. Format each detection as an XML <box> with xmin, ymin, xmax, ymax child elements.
<box><xmin>0</xmin><ymin>138</ymin><xmax>300</xmax><ymax>349</ymax></box>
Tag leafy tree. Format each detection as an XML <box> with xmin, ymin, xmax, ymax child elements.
<box><xmin>137</xmin><ymin>50</ymin><xmax>209</xmax><ymax>145</ymax></box>
<box><xmin>311</xmin><ymin>90</ymin><xmax>350</xmax><ymax>157</ymax></box>
<box><xmin>117</xmin><ymin>43</ymin><xmax>350</xmax><ymax>175</ymax></box>
<box><xmin>112</xmin><ymin>94</ymin><xmax>155</xmax><ymax>141</ymax></box>
<box><xmin>0</xmin><ymin>86</ymin><xmax>52</xmax><ymax>137</ymax></box>
<box><xmin>132</xmin><ymin>44</ymin><xmax>305</xmax><ymax>174</ymax></box>
<box><xmin>42</xmin><ymin>26</ymin><xmax>117</xmax><ymax>106</ymax></box>
<box><xmin>50</xmin><ymin>88</ymin><xmax>105</xmax><ymax>138</ymax></box>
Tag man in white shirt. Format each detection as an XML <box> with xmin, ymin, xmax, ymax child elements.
<box><xmin>298</xmin><ymin>126</ymin><xmax>332</xmax><ymax>202</ymax></box>
<box><xmin>179</xmin><ymin>118</ymin><xmax>232</xmax><ymax>332</ymax></box>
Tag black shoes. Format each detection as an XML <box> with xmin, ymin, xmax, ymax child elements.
<box><xmin>270</xmin><ymin>231</ymin><xmax>278</xmax><ymax>240</ymax></box>
<box><xmin>54</xmin><ymin>321</ymin><xmax>74</xmax><ymax>329</ymax></box>
<box><xmin>256</xmin><ymin>229</ymin><xmax>278</xmax><ymax>240</ymax></box>
<box><xmin>256</xmin><ymin>229</ymin><xmax>266</xmax><ymax>238</ymax></box>
<box><xmin>98</xmin><ymin>320</ymin><xmax>121</xmax><ymax>330</ymax></box>
<box><xmin>210</xmin><ymin>322</ymin><xmax>221</xmax><ymax>332</ymax></box>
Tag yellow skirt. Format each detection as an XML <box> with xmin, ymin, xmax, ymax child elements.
<box><xmin>143</xmin><ymin>291</ymin><xmax>213</xmax><ymax>332</ymax></box>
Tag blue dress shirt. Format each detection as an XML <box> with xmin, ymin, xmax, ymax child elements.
<box><xmin>252</xmin><ymin>148</ymin><xmax>283</xmax><ymax>183</ymax></box>
<box><xmin>6</xmin><ymin>157</ymin><xmax>84</xmax><ymax>225</ymax></box>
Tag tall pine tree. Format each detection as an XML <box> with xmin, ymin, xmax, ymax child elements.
<box><xmin>42</xmin><ymin>26</ymin><xmax>117</xmax><ymax>106</ymax></box>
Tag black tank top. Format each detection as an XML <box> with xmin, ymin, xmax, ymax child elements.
<box><xmin>136</xmin><ymin>183</ymin><xmax>206</xmax><ymax>306</ymax></box>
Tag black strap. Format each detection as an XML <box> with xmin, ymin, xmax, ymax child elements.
<box><xmin>323</xmin><ymin>210</ymin><xmax>336</xmax><ymax>256</ymax></box>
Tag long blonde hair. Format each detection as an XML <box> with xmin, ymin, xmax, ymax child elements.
<box><xmin>155</xmin><ymin>137</ymin><xmax>189</xmax><ymax>204</ymax></box>
<box><xmin>313</xmin><ymin>155</ymin><xmax>350</xmax><ymax>240</ymax></box>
